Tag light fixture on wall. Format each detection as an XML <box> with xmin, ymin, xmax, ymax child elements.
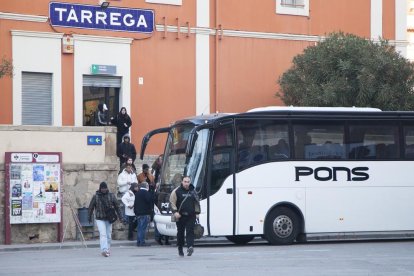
<box><xmin>99</xmin><ymin>0</ymin><xmax>110</xmax><ymax>9</ymax></box>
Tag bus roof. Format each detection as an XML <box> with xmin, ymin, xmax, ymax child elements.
<box><xmin>172</xmin><ymin>107</ymin><xmax>414</xmax><ymax>127</ymax></box>
<box><xmin>248</xmin><ymin>106</ymin><xmax>382</xmax><ymax>112</ymax></box>
<box><xmin>172</xmin><ymin>113</ymin><xmax>231</xmax><ymax>126</ymax></box>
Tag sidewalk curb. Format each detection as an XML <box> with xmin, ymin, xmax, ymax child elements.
<box><xmin>0</xmin><ymin>237</ymin><xmax>234</xmax><ymax>252</ymax></box>
<box><xmin>0</xmin><ymin>241</ymin><xmax>140</xmax><ymax>252</ymax></box>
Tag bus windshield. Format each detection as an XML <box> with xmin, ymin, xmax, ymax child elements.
<box><xmin>159</xmin><ymin>125</ymin><xmax>209</xmax><ymax>193</ymax></box>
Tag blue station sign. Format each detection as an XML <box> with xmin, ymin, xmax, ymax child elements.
<box><xmin>87</xmin><ymin>135</ymin><xmax>103</xmax><ymax>146</ymax></box>
<box><xmin>49</xmin><ymin>2</ymin><xmax>155</xmax><ymax>33</ymax></box>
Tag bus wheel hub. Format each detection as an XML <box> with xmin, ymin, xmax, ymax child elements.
<box><xmin>273</xmin><ymin>215</ymin><xmax>293</xmax><ymax>238</ymax></box>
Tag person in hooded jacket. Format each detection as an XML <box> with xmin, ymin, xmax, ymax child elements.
<box><xmin>96</xmin><ymin>103</ymin><xmax>109</xmax><ymax>126</ymax></box>
<box><xmin>170</xmin><ymin>176</ymin><xmax>201</xmax><ymax>257</ymax></box>
<box><xmin>116</xmin><ymin>134</ymin><xmax>137</xmax><ymax>168</ymax></box>
<box><xmin>88</xmin><ymin>182</ymin><xmax>122</xmax><ymax>257</ymax></box>
<box><xmin>111</xmin><ymin>107</ymin><xmax>132</xmax><ymax>147</ymax></box>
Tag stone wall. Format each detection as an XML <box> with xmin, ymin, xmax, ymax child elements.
<box><xmin>0</xmin><ymin>157</ymin><xmax>157</xmax><ymax>244</ymax></box>
<box><xmin>0</xmin><ymin>125</ymin><xmax>157</xmax><ymax>244</ymax></box>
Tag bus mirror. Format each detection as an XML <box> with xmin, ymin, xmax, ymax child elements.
<box><xmin>185</xmin><ymin>124</ymin><xmax>213</xmax><ymax>158</ymax></box>
<box><xmin>140</xmin><ymin>127</ymin><xmax>170</xmax><ymax>160</ymax></box>
<box><xmin>140</xmin><ymin>134</ymin><xmax>150</xmax><ymax>160</ymax></box>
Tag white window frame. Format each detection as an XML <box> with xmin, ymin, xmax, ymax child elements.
<box><xmin>276</xmin><ymin>0</ymin><xmax>309</xmax><ymax>17</ymax></box>
<box><xmin>11</xmin><ymin>30</ymin><xmax>63</xmax><ymax>126</ymax></box>
<box><xmin>145</xmin><ymin>0</ymin><xmax>182</xmax><ymax>5</ymax></box>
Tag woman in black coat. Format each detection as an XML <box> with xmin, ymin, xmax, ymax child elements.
<box><xmin>111</xmin><ymin>107</ymin><xmax>132</xmax><ymax>146</ymax></box>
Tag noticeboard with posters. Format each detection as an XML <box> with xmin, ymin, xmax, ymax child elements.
<box><xmin>5</xmin><ymin>152</ymin><xmax>62</xmax><ymax>224</ymax></box>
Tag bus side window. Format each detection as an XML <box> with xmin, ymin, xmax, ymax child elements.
<box><xmin>404</xmin><ymin>126</ymin><xmax>414</xmax><ymax>159</ymax></box>
<box><xmin>349</xmin><ymin>123</ymin><xmax>399</xmax><ymax>160</ymax></box>
<box><xmin>236</xmin><ymin>120</ymin><xmax>289</xmax><ymax>169</ymax></box>
<box><xmin>249</xmin><ymin>145</ymin><xmax>268</xmax><ymax>164</ymax></box>
<box><xmin>269</xmin><ymin>139</ymin><xmax>290</xmax><ymax>159</ymax></box>
<box><xmin>295</xmin><ymin>134</ymin><xmax>311</xmax><ymax>159</ymax></box>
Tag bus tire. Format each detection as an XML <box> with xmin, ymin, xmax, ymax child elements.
<box><xmin>225</xmin><ymin>235</ymin><xmax>255</xmax><ymax>245</ymax></box>
<box><xmin>265</xmin><ymin>207</ymin><xmax>299</xmax><ymax>245</ymax></box>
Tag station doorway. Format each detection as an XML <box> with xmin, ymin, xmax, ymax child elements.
<box><xmin>82</xmin><ymin>75</ymin><xmax>121</xmax><ymax>126</ymax></box>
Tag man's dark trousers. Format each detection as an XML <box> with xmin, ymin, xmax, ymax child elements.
<box><xmin>176</xmin><ymin>214</ymin><xmax>195</xmax><ymax>248</ymax></box>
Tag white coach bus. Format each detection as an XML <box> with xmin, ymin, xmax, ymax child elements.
<box><xmin>140</xmin><ymin>107</ymin><xmax>414</xmax><ymax>245</ymax></box>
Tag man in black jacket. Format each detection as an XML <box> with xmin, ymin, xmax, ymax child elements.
<box><xmin>134</xmin><ymin>182</ymin><xmax>153</xmax><ymax>246</ymax></box>
<box><xmin>116</xmin><ymin>134</ymin><xmax>137</xmax><ymax>168</ymax></box>
<box><xmin>169</xmin><ymin>176</ymin><xmax>201</xmax><ymax>257</ymax></box>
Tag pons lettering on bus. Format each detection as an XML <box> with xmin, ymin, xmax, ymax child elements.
<box><xmin>295</xmin><ymin>166</ymin><xmax>369</xmax><ymax>182</ymax></box>
<box><xmin>49</xmin><ymin>2</ymin><xmax>154</xmax><ymax>33</ymax></box>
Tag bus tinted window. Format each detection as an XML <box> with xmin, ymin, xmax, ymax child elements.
<box><xmin>209</xmin><ymin>127</ymin><xmax>234</xmax><ymax>196</ymax></box>
<box><xmin>293</xmin><ymin>123</ymin><xmax>345</xmax><ymax>160</ymax></box>
<box><xmin>348</xmin><ymin>123</ymin><xmax>399</xmax><ymax>159</ymax></box>
<box><xmin>236</xmin><ymin>120</ymin><xmax>289</xmax><ymax>170</ymax></box>
<box><xmin>404</xmin><ymin>126</ymin><xmax>414</xmax><ymax>159</ymax></box>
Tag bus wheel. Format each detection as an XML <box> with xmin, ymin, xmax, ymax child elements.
<box><xmin>226</xmin><ymin>235</ymin><xmax>255</xmax><ymax>245</ymax></box>
<box><xmin>265</xmin><ymin>207</ymin><xmax>299</xmax><ymax>245</ymax></box>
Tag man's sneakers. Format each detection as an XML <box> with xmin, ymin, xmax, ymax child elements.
<box><xmin>178</xmin><ymin>246</ymin><xmax>184</xmax><ymax>257</ymax></box>
<box><xmin>101</xmin><ymin>250</ymin><xmax>110</xmax><ymax>257</ymax></box>
<box><xmin>187</xmin><ymin>246</ymin><xmax>194</xmax><ymax>256</ymax></box>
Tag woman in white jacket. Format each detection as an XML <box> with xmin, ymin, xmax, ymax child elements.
<box><xmin>122</xmin><ymin>183</ymin><xmax>139</xmax><ymax>240</ymax></box>
<box><xmin>117</xmin><ymin>165</ymin><xmax>138</xmax><ymax>196</ymax></box>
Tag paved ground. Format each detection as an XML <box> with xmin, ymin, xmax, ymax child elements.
<box><xmin>1</xmin><ymin>238</ymin><xmax>414</xmax><ymax>276</ymax></box>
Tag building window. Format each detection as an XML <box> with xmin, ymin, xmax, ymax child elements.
<box><xmin>281</xmin><ymin>0</ymin><xmax>305</xmax><ymax>7</ymax></box>
<box><xmin>276</xmin><ymin>0</ymin><xmax>309</xmax><ymax>17</ymax></box>
<box><xmin>145</xmin><ymin>0</ymin><xmax>182</xmax><ymax>5</ymax></box>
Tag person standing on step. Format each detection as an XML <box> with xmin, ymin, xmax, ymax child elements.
<box><xmin>134</xmin><ymin>182</ymin><xmax>154</xmax><ymax>246</ymax></box>
<box><xmin>111</xmin><ymin>107</ymin><xmax>132</xmax><ymax>148</ymax></box>
<box><xmin>117</xmin><ymin>134</ymin><xmax>137</xmax><ymax>169</ymax></box>
<box><xmin>122</xmin><ymin>183</ymin><xmax>139</xmax><ymax>241</ymax></box>
<box><xmin>117</xmin><ymin>164</ymin><xmax>138</xmax><ymax>197</ymax></box>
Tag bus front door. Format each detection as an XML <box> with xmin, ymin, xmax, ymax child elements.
<box><xmin>207</xmin><ymin>127</ymin><xmax>235</xmax><ymax>236</ymax></box>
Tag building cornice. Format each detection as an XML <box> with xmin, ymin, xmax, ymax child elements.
<box><xmin>0</xmin><ymin>12</ymin><xmax>48</xmax><ymax>23</ymax></box>
<box><xmin>11</xmin><ymin>30</ymin><xmax>63</xmax><ymax>39</ymax></box>
<box><xmin>156</xmin><ymin>24</ymin><xmax>321</xmax><ymax>42</ymax></box>
<box><xmin>222</xmin><ymin>29</ymin><xmax>320</xmax><ymax>42</ymax></box>
<box><xmin>72</xmin><ymin>34</ymin><xmax>133</xmax><ymax>44</ymax></box>
<box><xmin>2</xmin><ymin>11</ymin><xmax>408</xmax><ymax>46</ymax></box>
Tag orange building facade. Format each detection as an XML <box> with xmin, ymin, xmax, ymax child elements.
<box><xmin>0</xmin><ymin>0</ymin><xmax>409</xmax><ymax>154</ymax></box>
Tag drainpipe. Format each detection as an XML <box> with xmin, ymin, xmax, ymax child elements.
<box><xmin>214</xmin><ymin>0</ymin><xmax>219</xmax><ymax>113</ymax></box>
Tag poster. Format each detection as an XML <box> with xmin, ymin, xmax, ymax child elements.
<box><xmin>7</xmin><ymin>153</ymin><xmax>62</xmax><ymax>224</ymax></box>
<box><xmin>11</xmin><ymin>200</ymin><xmax>22</xmax><ymax>216</ymax></box>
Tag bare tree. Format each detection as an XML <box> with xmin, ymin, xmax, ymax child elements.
<box><xmin>0</xmin><ymin>57</ymin><xmax>13</xmax><ymax>78</ymax></box>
